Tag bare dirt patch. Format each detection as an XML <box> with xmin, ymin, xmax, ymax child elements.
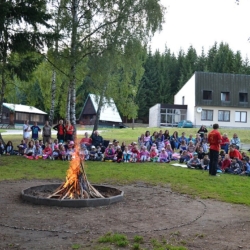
<box><xmin>1</xmin><ymin>180</ymin><xmax>250</xmax><ymax>249</ymax></box>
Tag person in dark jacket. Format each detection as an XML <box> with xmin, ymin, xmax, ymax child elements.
<box><xmin>197</xmin><ymin>125</ymin><xmax>208</xmax><ymax>138</ymax></box>
<box><xmin>91</xmin><ymin>130</ymin><xmax>104</xmax><ymax>147</ymax></box>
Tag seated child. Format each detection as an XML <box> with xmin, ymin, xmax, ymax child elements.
<box><xmin>149</xmin><ymin>146</ymin><xmax>158</xmax><ymax>162</ymax></box>
<box><xmin>96</xmin><ymin>146</ymin><xmax>103</xmax><ymax>161</ymax></box>
<box><xmin>225</xmin><ymin>157</ymin><xmax>241</xmax><ymax>174</ymax></box>
<box><xmin>158</xmin><ymin>148</ymin><xmax>169</xmax><ymax>163</ymax></box>
<box><xmin>165</xmin><ymin>144</ymin><xmax>173</xmax><ymax>160</ymax></box>
<box><xmin>52</xmin><ymin>144</ymin><xmax>60</xmax><ymax>160</ymax></box>
<box><xmin>32</xmin><ymin>143</ymin><xmax>43</xmax><ymax>159</ymax></box>
<box><xmin>123</xmin><ymin>146</ymin><xmax>131</xmax><ymax>163</ymax></box>
<box><xmin>5</xmin><ymin>141</ymin><xmax>14</xmax><ymax>155</ymax></box>
<box><xmin>89</xmin><ymin>146</ymin><xmax>97</xmax><ymax>161</ymax></box>
<box><xmin>187</xmin><ymin>141</ymin><xmax>196</xmax><ymax>154</ymax></box>
<box><xmin>179</xmin><ymin>150</ymin><xmax>190</xmax><ymax>163</ymax></box>
<box><xmin>240</xmin><ymin>157</ymin><xmax>250</xmax><ymax>175</ymax></box>
<box><xmin>43</xmin><ymin>143</ymin><xmax>53</xmax><ymax>159</ymax></box>
<box><xmin>114</xmin><ymin>146</ymin><xmax>123</xmax><ymax>163</ymax></box>
<box><xmin>24</xmin><ymin>141</ymin><xmax>35</xmax><ymax>156</ymax></box>
<box><xmin>179</xmin><ymin>140</ymin><xmax>187</xmax><ymax>153</ymax></box>
<box><xmin>66</xmin><ymin>141</ymin><xmax>75</xmax><ymax>160</ymax></box>
<box><xmin>52</xmin><ymin>139</ymin><xmax>59</xmax><ymax>151</ymax></box>
<box><xmin>221</xmin><ymin>154</ymin><xmax>231</xmax><ymax>171</ymax></box>
<box><xmin>131</xmin><ymin>145</ymin><xmax>140</xmax><ymax>163</ymax></box>
<box><xmin>201</xmin><ymin>154</ymin><xmax>210</xmax><ymax>170</ymax></box>
<box><xmin>59</xmin><ymin>144</ymin><xmax>66</xmax><ymax>161</ymax></box>
<box><xmin>17</xmin><ymin>139</ymin><xmax>27</xmax><ymax>155</ymax></box>
<box><xmin>104</xmin><ymin>143</ymin><xmax>115</xmax><ymax>161</ymax></box>
<box><xmin>121</xmin><ymin>142</ymin><xmax>126</xmax><ymax>152</ymax></box>
<box><xmin>187</xmin><ymin>152</ymin><xmax>201</xmax><ymax>169</ymax></box>
<box><xmin>197</xmin><ymin>146</ymin><xmax>206</xmax><ymax>160</ymax></box>
<box><xmin>140</xmin><ymin>146</ymin><xmax>150</xmax><ymax>162</ymax></box>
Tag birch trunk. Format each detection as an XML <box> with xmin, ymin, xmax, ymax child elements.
<box><xmin>68</xmin><ymin>0</ymin><xmax>78</xmax><ymax>127</ymax></box>
<box><xmin>49</xmin><ymin>69</ymin><xmax>56</xmax><ymax>125</ymax></box>
<box><xmin>66</xmin><ymin>87</ymin><xmax>71</xmax><ymax>121</ymax></box>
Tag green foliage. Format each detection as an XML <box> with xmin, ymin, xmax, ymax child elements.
<box><xmin>151</xmin><ymin>239</ymin><xmax>187</xmax><ymax>250</ymax></box>
<box><xmin>98</xmin><ymin>232</ymin><xmax>128</xmax><ymax>247</ymax></box>
<box><xmin>71</xmin><ymin>243</ymin><xmax>81</xmax><ymax>249</ymax></box>
<box><xmin>134</xmin><ymin>235</ymin><xmax>144</xmax><ymax>243</ymax></box>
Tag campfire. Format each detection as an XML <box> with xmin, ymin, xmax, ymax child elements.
<box><xmin>48</xmin><ymin>142</ymin><xmax>104</xmax><ymax>200</ymax></box>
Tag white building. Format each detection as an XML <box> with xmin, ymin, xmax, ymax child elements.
<box><xmin>174</xmin><ymin>71</ymin><xmax>250</xmax><ymax>128</ymax></box>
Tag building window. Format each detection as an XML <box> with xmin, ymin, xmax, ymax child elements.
<box><xmin>218</xmin><ymin>110</ymin><xmax>230</xmax><ymax>122</ymax></box>
<box><xmin>203</xmin><ymin>90</ymin><xmax>212</xmax><ymax>100</ymax></box>
<box><xmin>30</xmin><ymin>114</ymin><xmax>44</xmax><ymax>123</ymax></box>
<box><xmin>15</xmin><ymin>112</ymin><xmax>29</xmax><ymax>121</ymax></box>
<box><xmin>201</xmin><ymin>110</ymin><xmax>213</xmax><ymax>121</ymax></box>
<box><xmin>221</xmin><ymin>92</ymin><xmax>230</xmax><ymax>101</ymax></box>
<box><xmin>235</xmin><ymin>111</ymin><xmax>247</xmax><ymax>123</ymax></box>
<box><xmin>239</xmin><ymin>93</ymin><xmax>248</xmax><ymax>103</ymax></box>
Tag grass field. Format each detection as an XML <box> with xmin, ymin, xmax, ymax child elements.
<box><xmin>1</xmin><ymin>127</ymin><xmax>250</xmax><ymax>206</ymax></box>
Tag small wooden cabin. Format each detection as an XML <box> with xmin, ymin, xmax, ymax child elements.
<box><xmin>2</xmin><ymin>103</ymin><xmax>47</xmax><ymax>126</ymax></box>
<box><xmin>78</xmin><ymin>94</ymin><xmax>123</xmax><ymax>127</ymax></box>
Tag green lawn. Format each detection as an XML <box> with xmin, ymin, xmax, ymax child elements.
<box><xmin>1</xmin><ymin>127</ymin><xmax>250</xmax><ymax>206</ymax></box>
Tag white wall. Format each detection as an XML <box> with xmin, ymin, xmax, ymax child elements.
<box><xmin>149</xmin><ymin>104</ymin><xmax>160</xmax><ymax>127</ymax></box>
<box><xmin>174</xmin><ymin>74</ymin><xmax>196</xmax><ymax>123</ymax></box>
<box><xmin>195</xmin><ymin>106</ymin><xmax>250</xmax><ymax>128</ymax></box>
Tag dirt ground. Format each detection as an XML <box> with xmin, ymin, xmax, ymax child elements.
<box><xmin>1</xmin><ymin>180</ymin><xmax>250</xmax><ymax>250</ymax></box>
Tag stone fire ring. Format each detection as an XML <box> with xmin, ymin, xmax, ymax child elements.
<box><xmin>21</xmin><ymin>184</ymin><xmax>124</xmax><ymax>208</ymax></box>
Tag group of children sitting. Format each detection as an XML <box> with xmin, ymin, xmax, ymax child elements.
<box><xmin>1</xmin><ymin>128</ymin><xmax>250</xmax><ymax>176</ymax></box>
<box><xmin>0</xmin><ymin>138</ymin><xmax>75</xmax><ymax>161</ymax></box>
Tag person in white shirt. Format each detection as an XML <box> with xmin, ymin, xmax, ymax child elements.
<box><xmin>23</xmin><ymin>120</ymin><xmax>31</xmax><ymax>144</ymax></box>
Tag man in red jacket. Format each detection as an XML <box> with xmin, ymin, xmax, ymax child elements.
<box><xmin>229</xmin><ymin>144</ymin><xmax>242</xmax><ymax>160</ymax></box>
<box><xmin>208</xmin><ymin>123</ymin><xmax>222</xmax><ymax>176</ymax></box>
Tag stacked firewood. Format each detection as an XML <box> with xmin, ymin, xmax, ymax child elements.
<box><xmin>48</xmin><ymin>154</ymin><xmax>104</xmax><ymax>200</ymax></box>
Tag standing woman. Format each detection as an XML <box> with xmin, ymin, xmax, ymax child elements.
<box><xmin>65</xmin><ymin>120</ymin><xmax>74</xmax><ymax>141</ymax></box>
<box><xmin>42</xmin><ymin>121</ymin><xmax>52</xmax><ymax>144</ymax></box>
<box><xmin>53</xmin><ymin>120</ymin><xmax>65</xmax><ymax>142</ymax></box>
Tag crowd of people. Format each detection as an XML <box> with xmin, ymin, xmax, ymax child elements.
<box><xmin>0</xmin><ymin>121</ymin><xmax>249</xmax><ymax>176</ymax></box>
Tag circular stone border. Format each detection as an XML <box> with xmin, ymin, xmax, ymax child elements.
<box><xmin>21</xmin><ymin>183</ymin><xmax>124</xmax><ymax>207</ymax></box>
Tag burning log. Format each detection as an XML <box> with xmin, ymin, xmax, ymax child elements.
<box><xmin>49</xmin><ymin>143</ymin><xmax>104</xmax><ymax>200</ymax></box>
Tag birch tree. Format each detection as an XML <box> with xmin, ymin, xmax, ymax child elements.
<box><xmin>55</xmin><ymin>0</ymin><xmax>165</xmax><ymax>127</ymax></box>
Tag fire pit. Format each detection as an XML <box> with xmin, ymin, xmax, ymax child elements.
<box><xmin>21</xmin><ymin>141</ymin><xmax>124</xmax><ymax>207</ymax></box>
<box><xmin>21</xmin><ymin>183</ymin><xmax>123</xmax><ymax>207</ymax></box>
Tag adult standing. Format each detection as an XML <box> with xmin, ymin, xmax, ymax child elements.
<box><xmin>65</xmin><ymin>120</ymin><xmax>74</xmax><ymax>141</ymax></box>
<box><xmin>23</xmin><ymin>120</ymin><xmax>31</xmax><ymax>144</ymax></box>
<box><xmin>42</xmin><ymin>121</ymin><xmax>52</xmax><ymax>144</ymax></box>
<box><xmin>53</xmin><ymin>119</ymin><xmax>65</xmax><ymax>142</ymax></box>
<box><xmin>30</xmin><ymin>121</ymin><xmax>41</xmax><ymax>140</ymax></box>
<box><xmin>208</xmin><ymin>123</ymin><xmax>222</xmax><ymax>176</ymax></box>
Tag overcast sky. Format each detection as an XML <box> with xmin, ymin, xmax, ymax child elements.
<box><xmin>150</xmin><ymin>0</ymin><xmax>250</xmax><ymax>58</ymax></box>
